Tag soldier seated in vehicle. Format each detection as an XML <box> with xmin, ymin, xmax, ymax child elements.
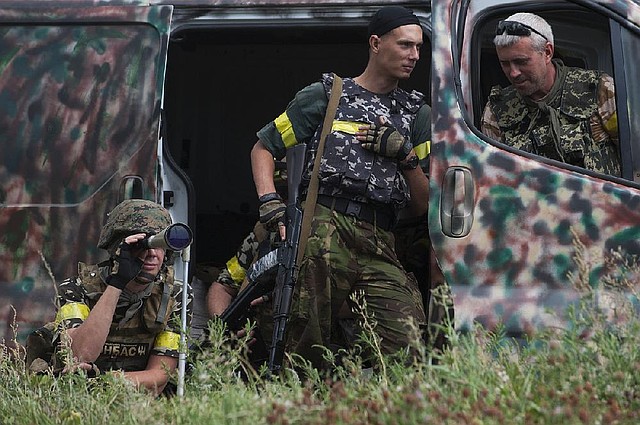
<box><xmin>481</xmin><ymin>12</ymin><xmax>621</xmax><ymax>176</ymax></box>
<box><xmin>25</xmin><ymin>199</ymin><xmax>192</xmax><ymax>397</ymax></box>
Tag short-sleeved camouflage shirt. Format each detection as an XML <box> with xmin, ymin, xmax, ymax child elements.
<box><xmin>217</xmin><ymin>221</ymin><xmax>280</xmax><ymax>291</ymax></box>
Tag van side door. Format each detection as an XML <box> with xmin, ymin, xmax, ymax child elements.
<box><xmin>430</xmin><ymin>0</ymin><xmax>640</xmax><ymax>336</ymax></box>
<box><xmin>0</xmin><ymin>3</ymin><xmax>173</xmax><ymax>342</ymax></box>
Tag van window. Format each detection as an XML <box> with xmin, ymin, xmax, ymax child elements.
<box><xmin>619</xmin><ymin>24</ymin><xmax>640</xmax><ymax>182</ymax></box>
<box><xmin>466</xmin><ymin>4</ymin><xmax>628</xmax><ymax>178</ymax></box>
<box><xmin>0</xmin><ymin>24</ymin><xmax>163</xmax><ymax>206</ymax></box>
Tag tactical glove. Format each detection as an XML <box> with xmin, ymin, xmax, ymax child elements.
<box><xmin>107</xmin><ymin>242</ymin><xmax>143</xmax><ymax>290</ymax></box>
<box><xmin>258</xmin><ymin>192</ymin><xmax>286</xmax><ymax>231</ymax></box>
<box><xmin>359</xmin><ymin>122</ymin><xmax>412</xmax><ymax>161</ymax></box>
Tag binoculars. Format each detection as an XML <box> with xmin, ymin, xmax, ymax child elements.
<box><xmin>139</xmin><ymin>223</ymin><xmax>193</xmax><ymax>251</ymax></box>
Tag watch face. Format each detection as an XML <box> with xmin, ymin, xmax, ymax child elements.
<box><xmin>402</xmin><ymin>155</ymin><xmax>419</xmax><ymax>170</ymax></box>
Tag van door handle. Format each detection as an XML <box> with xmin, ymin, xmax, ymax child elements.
<box><xmin>119</xmin><ymin>175</ymin><xmax>144</xmax><ymax>202</ymax></box>
<box><xmin>440</xmin><ymin>167</ymin><xmax>474</xmax><ymax>237</ymax></box>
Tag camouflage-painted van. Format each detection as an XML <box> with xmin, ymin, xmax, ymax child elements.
<box><xmin>0</xmin><ymin>0</ymin><xmax>431</xmax><ymax>344</ymax></box>
<box><xmin>1</xmin><ymin>0</ymin><xmax>639</xmax><ymax>345</ymax></box>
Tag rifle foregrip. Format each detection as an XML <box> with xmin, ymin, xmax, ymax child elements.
<box><xmin>220</xmin><ymin>279</ymin><xmax>272</xmax><ymax>331</ymax></box>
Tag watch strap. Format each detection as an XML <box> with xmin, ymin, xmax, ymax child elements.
<box><xmin>258</xmin><ymin>192</ymin><xmax>282</xmax><ymax>204</ymax></box>
<box><xmin>399</xmin><ymin>155</ymin><xmax>419</xmax><ymax>170</ymax></box>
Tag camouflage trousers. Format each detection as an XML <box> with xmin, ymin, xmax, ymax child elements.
<box><xmin>287</xmin><ymin>203</ymin><xmax>426</xmax><ymax>369</ymax></box>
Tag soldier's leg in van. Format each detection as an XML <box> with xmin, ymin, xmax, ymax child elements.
<box><xmin>393</xmin><ymin>215</ymin><xmax>430</xmax><ymax>315</ymax></box>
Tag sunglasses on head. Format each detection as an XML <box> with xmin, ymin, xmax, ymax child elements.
<box><xmin>496</xmin><ymin>20</ymin><xmax>549</xmax><ymax>42</ymax></box>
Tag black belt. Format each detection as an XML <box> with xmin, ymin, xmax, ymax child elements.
<box><xmin>316</xmin><ymin>195</ymin><xmax>396</xmax><ymax>231</ymax></box>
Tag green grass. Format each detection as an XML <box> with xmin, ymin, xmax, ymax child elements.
<box><xmin>2</xmin><ymin>296</ymin><xmax>640</xmax><ymax>425</ymax></box>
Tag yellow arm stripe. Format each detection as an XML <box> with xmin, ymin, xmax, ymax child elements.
<box><xmin>414</xmin><ymin>140</ymin><xmax>431</xmax><ymax>160</ymax></box>
<box><xmin>604</xmin><ymin>112</ymin><xmax>618</xmax><ymax>134</ymax></box>
<box><xmin>332</xmin><ymin>121</ymin><xmax>430</xmax><ymax>160</ymax></box>
<box><xmin>274</xmin><ymin>112</ymin><xmax>298</xmax><ymax>148</ymax></box>
<box><xmin>55</xmin><ymin>302</ymin><xmax>90</xmax><ymax>324</ymax></box>
<box><xmin>226</xmin><ymin>256</ymin><xmax>246</xmax><ymax>284</ymax></box>
<box><xmin>331</xmin><ymin>120</ymin><xmax>362</xmax><ymax>135</ymax></box>
<box><xmin>153</xmin><ymin>331</ymin><xmax>180</xmax><ymax>351</ymax></box>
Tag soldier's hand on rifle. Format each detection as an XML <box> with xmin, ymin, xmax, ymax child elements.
<box><xmin>251</xmin><ymin>292</ymin><xmax>271</xmax><ymax>307</ymax></box>
<box><xmin>357</xmin><ymin>116</ymin><xmax>412</xmax><ymax>161</ymax></box>
<box><xmin>234</xmin><ymin>294</ymin><xmax>271</xmax><ymax>346</ymax></box>
<box><xmin>107</xmin><ymin>238</ymin><xmax>144</xmax><ymax>290</ymax></box>
<box><xmin>258</xmin><ymin>192</ymin><xmax>286</xmax><ymax>234</ymax></box>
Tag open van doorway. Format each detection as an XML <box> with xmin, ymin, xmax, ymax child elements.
<box><xmin>161</xmin><ymin>4</ymin><xmax>432</xmax><ymax>333</ymax></box>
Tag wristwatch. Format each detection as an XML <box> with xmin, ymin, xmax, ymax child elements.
<box><xmin>399</xmin><ymin>155</ymin><xmax>419</xmax><ymax>170</ymax></box>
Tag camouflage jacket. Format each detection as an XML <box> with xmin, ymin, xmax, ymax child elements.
<box><xmin>257</xmin><ymin>73</ymin><xmax>430</xmax><ymax>209</ymax></box>
<box><xmin>54</xmin><ymin>261</ymin><xmax>191</xmax><ymax>372</ymax></box>
<box><xmin>217</xmin><ymin>221</ymin><xmax>280</xmax><ymax>291</ymax></box>
<box><xmin>481</xmin><ymin>61</ymin><xmax>621</xmax><ymax>176</ymax></box>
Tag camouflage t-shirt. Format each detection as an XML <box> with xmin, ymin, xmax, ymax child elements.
<box><xmin>217</xmin><ymin>221</ymin><xmax>280</xmax><ymax>291</ymax></box>
<box><xmin>256</xmin><ymin>79</ymin><xmax>432</xmax><ymax>176</ymax></box>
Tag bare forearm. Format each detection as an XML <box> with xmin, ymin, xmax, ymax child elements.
<box><xmin>207</xmin><ymin>282</ymin><xmax>237</xmax><ymax>317</ymax></box>
<box><xmin>123</xmin><ymin>355</ymin><xmax>177</xmax><ymax>396</ymax></box>
<box><xmin>66</xmin><ymin>286</ymin><xmax>121</xmax><ymax>362</ymax></box>
<box><xmin>402</xmin><ymin>153</ymin><xmax>429</xmax><ymax>216</ymax></box>
<box><xmin>251</xmin><ymin>140</ymin><xmax>277</xmax><ymax>197</ymax></box>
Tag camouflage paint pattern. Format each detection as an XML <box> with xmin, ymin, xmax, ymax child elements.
<box><xmin>0</xmin><ymin>5</ymin><xmax>171</xmax><ymax>343</ymax></box>
<box><xmin>431</xmin><ymin>0</ymin><xmax>640</xmax><ymax>336</ymax></box>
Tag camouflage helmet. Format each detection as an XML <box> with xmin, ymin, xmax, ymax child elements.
<box><xmin>97</xmin><ymin>199</ymin><xmax>172</xmax><ymax>252</ymax></box>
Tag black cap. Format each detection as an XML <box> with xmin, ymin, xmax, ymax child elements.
<box><xmin>368</xmin><ymin>6</ymin><xmax>420</xmax><ymax>37</ymax></box>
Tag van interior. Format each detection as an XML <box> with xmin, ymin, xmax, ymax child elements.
<box><xmin>162</xmin><ymin>21</ymin><xmax>431</xmax><ymax>281</ymax></box>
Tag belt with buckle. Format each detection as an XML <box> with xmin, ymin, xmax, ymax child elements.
<box><xmin>316</xmin><ymin>194</ymin><xmax>396</xmax><ymax>231</ymax></box>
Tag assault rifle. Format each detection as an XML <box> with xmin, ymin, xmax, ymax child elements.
<box><xmin>267</xmin><ymin>143</ymin><xmax>306</xmax><ymax>374</ymax></box>
<box><xmin>219</xmin><ymin>143</ymin><xmax>307</xmax><ymax>373</ymax></box>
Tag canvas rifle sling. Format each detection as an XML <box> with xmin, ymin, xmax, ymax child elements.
<box><xmin>296</xmin><ymin>74</ymin><xmax>343</xmax><ymax>265</ymax></box>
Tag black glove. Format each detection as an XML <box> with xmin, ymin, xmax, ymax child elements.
<box><xmin>258</xmin><ymin>192</ymin><xmax>286</xmax><ymax>231</ymax></box>
<box><xmin>107</xmin><ymin>242</ymin><xmax>143</xmax><ymax>290</ymax></box>
<box><xmin>359</xmin><ymin>122</ymin><xmax>412</xmax><ymax>160</ymax></box>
